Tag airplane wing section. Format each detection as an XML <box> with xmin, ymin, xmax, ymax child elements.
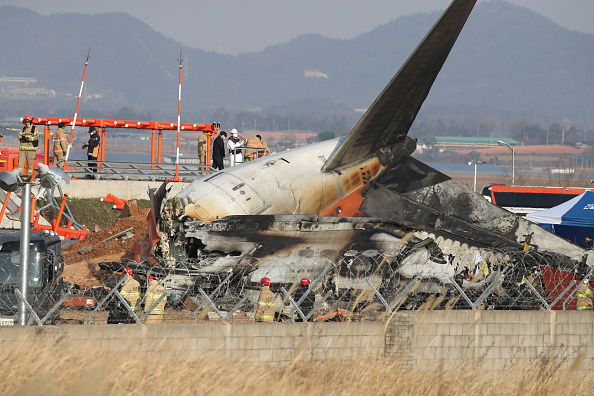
<box><xmin>322</xmin><ymin>0</ymin><xmax>477</xmax><ymax>173</ymax></box>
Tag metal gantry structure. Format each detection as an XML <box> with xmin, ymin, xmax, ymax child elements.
<box><xmin>21</xmin><ymin>115</ymin><xmax>219</xmax><ymax>170</ymax></box>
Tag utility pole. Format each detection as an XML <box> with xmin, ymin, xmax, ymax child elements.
<box><xmin>467</xmin><ymin>160</ymin><xmax>485</xmax><ymax>192</ymax></box>
<box><xmin>498</xmin><ymin>141</ymin><xmax>515</xmax><ymax>185</ymax></box>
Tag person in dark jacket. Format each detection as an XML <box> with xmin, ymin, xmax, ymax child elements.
<box><xmin>212</xmin><ymin>131</ymin><xmax>227</xmax><ymax>170</ymax></box>
<box><xmin>579</xmin><ymin>235</ymin><xmax>592</xmax><ymax>249</ymax></box>
<box><xmin>82</xmin><ymin>126</ymin><xmax>100</xmax><ymax>178</ymax></box>
<box><xmin>293</xmin><ymin>278</ymin><xmax>315</xmax><ymax>322</ymax></box>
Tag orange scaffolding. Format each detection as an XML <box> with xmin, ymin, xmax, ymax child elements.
<box><xmin>21</xmin><ymin>115</ymin><xmax>219</xmax><ymax>167</ymax></box>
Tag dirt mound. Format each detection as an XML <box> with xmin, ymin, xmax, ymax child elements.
<box><xmin>63</xmin><ymin>200</ymin><xmax>150</xmax><ymax>261</ymax></box>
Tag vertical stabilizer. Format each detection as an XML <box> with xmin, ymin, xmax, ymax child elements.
<box><xmin>322</xmin><ymin>0</ymin><xmax>477</xmax><ymax>173</ymax></box>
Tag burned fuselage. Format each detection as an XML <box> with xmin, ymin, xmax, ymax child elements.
<box><xmin>151</xmin><ymin>0</ymin><xmax>593</xmax><ymax>308</ymax></box>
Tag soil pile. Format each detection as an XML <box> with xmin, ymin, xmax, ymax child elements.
<box><xmin>62</xmin><ymin>200</ymin><xmax>151</xmax><ymax>289</ymax></box>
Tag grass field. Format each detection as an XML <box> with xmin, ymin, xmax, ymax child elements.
<box><xmin>40</xmin><ymin>198</ymin><xmax>151</xmax><ymax>230</ymax></box>
<box><xmin>0</xmin><ymin>335</ymin><xmax>590</xmax><ymax>396</ymax></box>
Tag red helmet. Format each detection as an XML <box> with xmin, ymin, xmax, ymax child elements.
<box><xmin>147</xmin><ymin>275</ymin><xmax>155</xmax><ymax>281</ymax></box>
<box><xmin>123</xmin><ymin>268</ymin><xmax>133</xmax><ymax>275</ymax></box>
<box><xmin>261</xmin><ymin>277</ymin><xmax>271</xmax><ymax>286</ymax></box>
<box><xmin>23</xmin><ymin>115</ymin><xmax>33</xmax><ymax>123</ymax></box>
<box><xmin>300</xmin><ymin>278</ymin><xmax>310</xmax><ymax>286</ymax></box>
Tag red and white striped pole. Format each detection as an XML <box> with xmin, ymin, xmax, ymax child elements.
<box><xmin>64</xmin><ymin>48</ymin><xmax>91</xmax><ymax>168</ymax></box>
<box><xmin>173</xmin><ymin>52</ymin><xmax>183</xmax><ymax>182</ymax></box>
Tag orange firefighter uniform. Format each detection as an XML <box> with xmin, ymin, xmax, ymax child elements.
<box><xmin>197</xmin><ymin>132</ymin><xmax>208</xmax><ymax>165</ymax></box>
<box><xmin>244</xmin><ymin>137</ymin><xmax>261</xmax><ymax>162</ymax></box>
<box><xmin>18</xmin><ymin>118</ymin><xmax>39</xmax><ymax>177</ymax></box>
<box><xmin>52</xmin><ymin>124</ymin><xmax>68</xmax><ymax>167</ymax></box>
<box><xmin>255</xmin><ymin>285</ymin><xmax>276</xmax><ymax>322</ymax></box>
<box><xmin>577</xmin><ymin>280</ymin><xmax>593</xmax><ymax>310</ymax></box>
<box><xmin>145</xmin><ymin>277</ymin><xmax>167</xmax><ymax>323</ymax></box>
<box><xmin>120</xmin><ymin>275</ymin><xmax>141</xmax><ymax>313</ymax></box>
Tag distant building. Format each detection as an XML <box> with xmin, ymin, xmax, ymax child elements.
<box><xmin>432</xmin><ymin>136</ymin><xmax>517</xmax><ymax>149</ymax></box>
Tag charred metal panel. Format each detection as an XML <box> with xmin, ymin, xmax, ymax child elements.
<box><xmin>179</xmin><ymin>215</ymin><xmax>408</xmax><ymax>284</ymax></box>
<box><xmin>360</xmin><ymin>156</ymin><xmax>594</xmax><ymax>266</ymax></box>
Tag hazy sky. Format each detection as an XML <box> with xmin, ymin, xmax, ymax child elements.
<box><xmin>3</xmin><ymin>0</ymin><xmax>593</xmax><ymax>55</ymax></box>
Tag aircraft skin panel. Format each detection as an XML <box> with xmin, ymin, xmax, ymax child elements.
<box><xmin>170</xmin><ymin>139</ymin><xmax>386</xmax><ymax>222</ymax></box>
<box><xmin>322</xmin><ymin>0</ymin><xmax>478</xmax><ymax>173</ymax></box>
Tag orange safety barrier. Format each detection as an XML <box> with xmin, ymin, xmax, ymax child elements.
<box><xmin>0</xmin><ymin>191</ymin><xmax>10</xmax><ymax>224</ymax></box>
<box><xmin>53</xmin><ymin>194</ymin><xmax>69</xmax><ymax>233</ymax></box>
<box><xmin>0</xmin><ymin>148</ymin><xmax>47</xmax><ymax>173</ymax></box>
<box><xmin>32</xmin><ymin>214</ymin><xmax>89</xmax><ymax>241</ymax></box>
<box><xmin>102</xmin><ymin>193</ymin><xmax>127</xmax><ymax>210</ymax></box>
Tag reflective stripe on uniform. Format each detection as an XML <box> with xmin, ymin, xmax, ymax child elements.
<box><xmin>120</xmin><ymin>291</ymin><xmax>140</xmax><ymax>297</ymax></box>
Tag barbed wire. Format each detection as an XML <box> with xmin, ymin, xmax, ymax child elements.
<box><xmin>0</xmin><ymin>244</ymin><xmax>590</xmax><ymax>325</ymax></box>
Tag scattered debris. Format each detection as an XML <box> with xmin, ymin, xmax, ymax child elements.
<box><xmin>77</xmin><ymin>226</ymin><xmax>135</xmax><ymax>255</ymax></box>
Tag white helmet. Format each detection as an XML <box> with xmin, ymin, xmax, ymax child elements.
<box><xmin>231</xmin><ymin>128</ymin><xmax>238</xmax><ymax>136</ymax></box>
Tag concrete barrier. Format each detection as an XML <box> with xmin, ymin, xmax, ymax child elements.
<box><xmin>59</xmin><ymin>180</ymin><xmax>190</xmax><ymax>200</ymax></box>
<box><xmin>0</xmin><ymin>311</ymin><xmax>592</xmax><ymax>368</ymax></box>
<box><xmin>0</xmin><ymin>322</ymin><xmax>384</xmax><ymax>363</ymax></box>
<box><xmin>386</xmin><ymin>310</ymin><xmax>594</xmax><ymax>370</ymax></box>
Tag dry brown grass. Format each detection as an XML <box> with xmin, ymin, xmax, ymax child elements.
<box><xmin>0</xmin><ymin>335</ymin><xmax>592</xmax><ymax>396</ymax></box>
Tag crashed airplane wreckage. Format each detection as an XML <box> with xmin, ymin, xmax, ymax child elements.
<box><xmin>138</xmin><ymin>0</ymin><xmax>593</xmax><ymax>309</ymax></box>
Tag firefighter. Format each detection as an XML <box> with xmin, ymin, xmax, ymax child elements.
<box><xmin>258</xmin><ymin>136</ymin><xmax>270</xmax><ymax>159</ymax></box>
<box><xmin>197</xmin><ymin>132</ymin><xmax>208</xmax><ymax>165</ymax></box>
<box><xmin>18</xmin><ymin>115</ymin><xmax>39</xmax><ymax>179</ymax></box>
<box><xmin>145</xmin><ymin>275</ymin><xmax>167</xmax><ymax>324</ymax></box>
<box><xmin>119</xmin><ymin>267</ymin><xmax>141</xmax><ymax>314</ymax></box>
<box><xmin>244</xmin><ymin>135</ymin><xmax>262</xmax><ymax>162</ymax></box>
<box><xmin>293</xmin><ymin>278</ymin><xmax>315</xmax><ymax>322</ymax></box>
<box><xmin>52</xmin><ymin>122</ymin><xmax>68</xmax><ymax>168</ymax></box>
<box><xmin>255</xmin><ymin>277</ymin><xmax>276</xmax><ymax>322</ymax></box>
<box><xmin>576</xmin><ymin>274</ymin><xmax>593</xmax><ymax>310</ymax></box>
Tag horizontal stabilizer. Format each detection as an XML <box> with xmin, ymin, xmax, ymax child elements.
<box><xmin>322</xmin><ymin>0</ymin><xmax>477</xmax><ymax>173</ymax></box>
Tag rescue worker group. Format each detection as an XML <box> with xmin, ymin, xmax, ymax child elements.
<box><xmin>20</xmin><ymin>116</ymin><xmax>263</xmax><ymax>180</ymax></box>
<box><xmin>198</xmin><ymin>128</ymin><xmax>271</xmax><ymax>170</ymax></box>
<box><xmin>18</xmin><ymin>115</ymin><xmax>100</xmax><ymax>179</ymax></box>
<box><xmin>117</xmin><ymin>267</ymin><xmax>315</xmax><ymax>323</ymax></box>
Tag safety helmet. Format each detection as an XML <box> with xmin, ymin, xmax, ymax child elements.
<box><xmin>261</xmin><ymin>277</ymin><xmax>271</xmax><ymax>286</ymax></box>
<box><xmin>300</xmin><ymin>278</ymin><xmax>310</xmax><ymax>286</ymax></box>
<box><xmin>23</xmin><ymin>115</ymin><xmax>32</xmax><ymax>122</ymax></box>
<box><xmin>231</xmin><ymin>128</ymin><xmax>238</xmax><ymax>136</ymax></box>
<box><xmin>123</xmin><ymin>268</ymin><xmax>133</xmax><ymax>275</ymax></box>
<box><xmin>147</xmin><ymin>275</ymin><xmax>155</xmax><ymax>281</ymax></box>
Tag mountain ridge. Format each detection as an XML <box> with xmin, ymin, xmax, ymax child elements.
<box><xmin>0</xmin><ymin>1</ymin><xmax>592</xmax><ymax>125</ymax></box>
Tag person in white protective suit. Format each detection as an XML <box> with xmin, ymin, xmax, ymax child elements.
<box><xmin>227</xmin><ymin>128</ymin><xmax>245</xmax><ymax>166</ymax></box>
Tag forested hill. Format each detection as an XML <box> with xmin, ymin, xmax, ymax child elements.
<box><xmin>0</xmin><ymin>1</ymin><xmax>592</xmax><ymax>124</ymax></box>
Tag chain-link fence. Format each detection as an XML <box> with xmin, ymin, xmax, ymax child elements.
<box><xmin>0</xmin><ymin>243</ymin><xmax>591</xmax><ymax>326</ymax></box>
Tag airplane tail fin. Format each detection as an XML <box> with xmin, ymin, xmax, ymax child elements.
<box><xmin>322</xmin><ymin>0</ymin><xmax>477</xmax><ymax>173</ymax></box>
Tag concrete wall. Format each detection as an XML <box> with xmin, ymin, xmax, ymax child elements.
<box><xmin>386</xmin><ymin>310</ymin><xmax>593</xmax><ymax>369</ymax></box>
<box><xmin>0</xmin><ymin>322</ymin><xmax>384</xmax><ymax>363</ymax></box>
<box><xmin>1</xmin><ymin>311</ymin><xmax>592</xmax><ymax>368</ymax></box>
<box><xmin>59</xmin><ymin>180</ymin><xmax>190</xmax><ymax>200</ymax></box>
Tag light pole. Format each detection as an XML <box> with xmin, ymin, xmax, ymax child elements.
<box><xmin>498</xmin><ymin>140</ymin><xmax>515</xmax><ymax>185</ymax></box>
<box><xmin>467</xmin><ymin>160</ymin><xmax>485</xmax><ymax>192</ymax></box>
